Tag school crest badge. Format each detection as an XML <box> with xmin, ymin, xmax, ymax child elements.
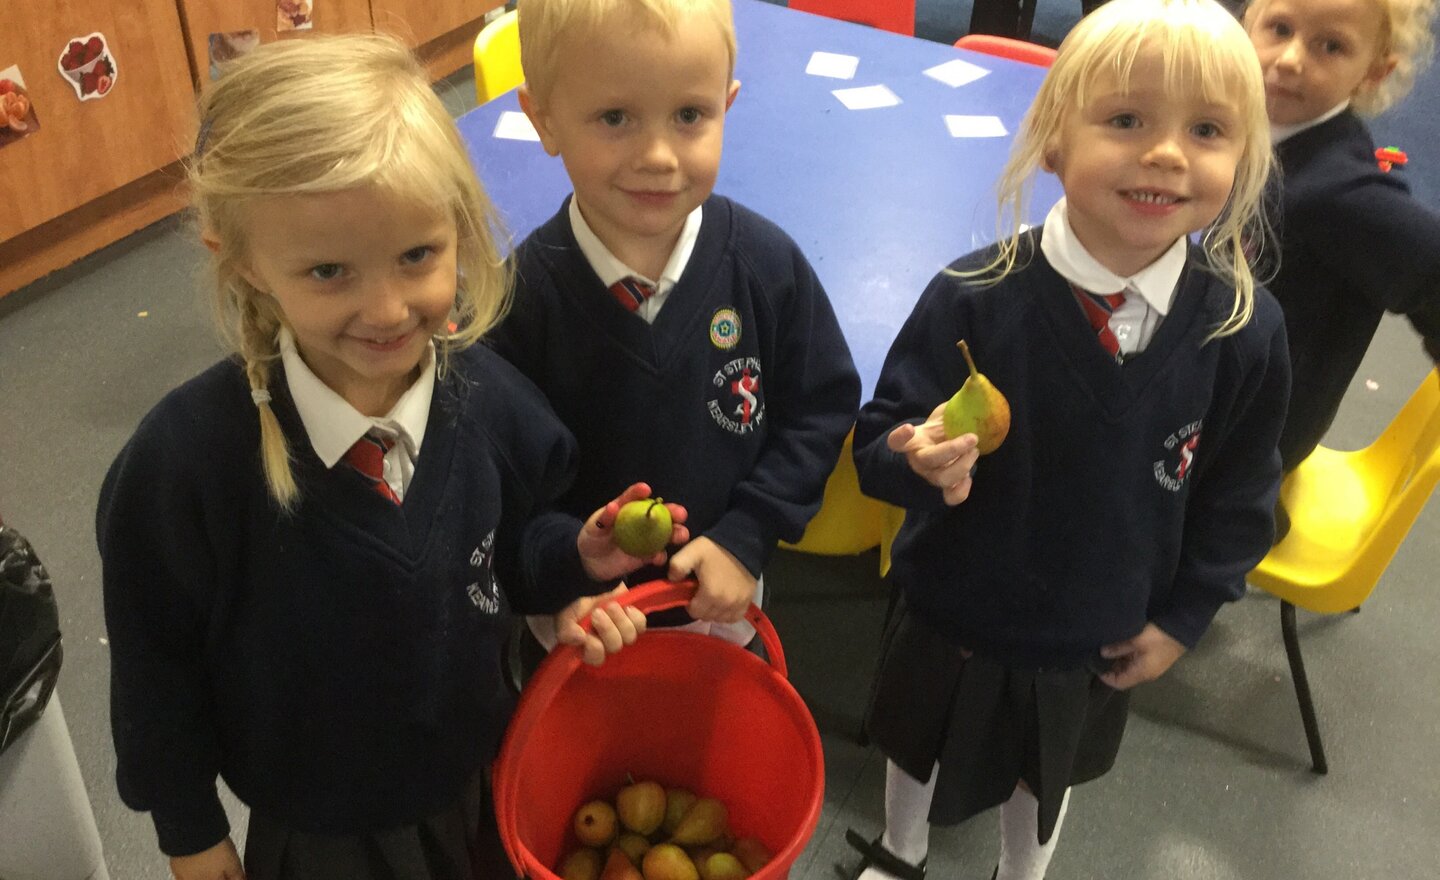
<box><xmin>1153</xmin><ymin>420</ymin><xmax>1202</xmax><ymax>492</ymax></box>
<box><xmin>708</xmin><ymin>357</ymin><xmax>765</xmax><ymax>435</ymax></box>
<box><xmin>465</xmin><ymin>529</ymin><xmax>500</xmax><ymax>613</ymax></box>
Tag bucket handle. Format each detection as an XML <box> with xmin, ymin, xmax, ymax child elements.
<box><xmin>586</xmin><ymin>578</ymin><xmax>788</xmax><ymax>677</ymax></box>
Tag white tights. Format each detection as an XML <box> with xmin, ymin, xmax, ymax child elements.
<box><xmin>856</xmin><ymin>760</ymin><xmax>1069</xmax><ymax>880</ymax></box>
<box><xmin>997</xmin><ymin>784</ymin><xmax>1069</xmax><ymax>880</ymax></box>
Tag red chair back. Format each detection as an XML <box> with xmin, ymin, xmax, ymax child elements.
<box><xmin>788</xmin><ymin>0</ymin><xmax>916</xmax><ymax>36</ymax></box>
<box><xmin>953</xmin><ymin>34</ymin><xmax>1058</xmax><ymax>66</ymax></box>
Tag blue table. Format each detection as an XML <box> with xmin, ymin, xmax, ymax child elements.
<box><xmin>457</xmin><ymin>0</ymin><xmax>1058</xmax><ymax>556</ymax></box>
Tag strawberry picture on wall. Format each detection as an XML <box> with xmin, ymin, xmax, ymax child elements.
<box><xmin>57</xmin><ymin>33</ymin><xmax>119</xmax><ymax>101</ymax></box>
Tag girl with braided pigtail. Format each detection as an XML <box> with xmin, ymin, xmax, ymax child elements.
<box><xmin>98</xmin><ymin>34</ymin><xmax>689</xmax><ymax>880</ymax></box>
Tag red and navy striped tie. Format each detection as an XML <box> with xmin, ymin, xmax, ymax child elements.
<box><xmin>1071</xmin><ymin>284</ymin><xmax>1128</xmax><ymax>360</ymax></box>
<box><xmin>342</xmin><ymin>432</ymin><xmax>401</xmax><ymax>505</ymax></box>
<box><xmin>609</xmin><ymin>276</ymin><xmax>656</xmax><ymax>312</ymax></box>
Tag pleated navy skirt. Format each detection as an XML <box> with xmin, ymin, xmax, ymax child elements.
<box><xmin>864</xmin><ymin>594</ymin><xmax>1130</xmax><ymax>844</ymax></box>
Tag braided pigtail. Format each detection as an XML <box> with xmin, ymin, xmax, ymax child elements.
<box><xmin>237</xmin><ymin>285</ymin><xmax>297</xmax><ymax>511</ymax></box>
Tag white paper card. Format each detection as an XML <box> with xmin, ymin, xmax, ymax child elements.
<box><xmin>493</xmin><ymin>110</ymin><xmax>540</xmax><ymax>141</ymax></box>
<box><xmin>806</xmin><ymin>51</ymin><xmax>859</xmax><ymax>80</ymax></box>
<box><xmin>832</xmin><ymin>84</ymin><xmax>901</xmax><ymax>110</ymax></box>
<box><xmin>924</xmin><ymin>58</ymin><xmax>991</xmax><ymax>88</ymax></box>
<box><xmin>945</xmin><ymin>114</ymin><xmax>1008</xmax><ymax>138</ymax></box>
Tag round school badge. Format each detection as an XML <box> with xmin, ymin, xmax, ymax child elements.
<box><xmin>1153</xmin><ymin>419</ymin><xmax>1203</xmax><ymax>492</ymax></box>
<box><xmin>708</xmin><ymin>358</ymin><xmax>765</xmax><ymax>435</ymax></box>
<box><xmin>709</xmin><ymin>308</ymin><xmax>741</xmax><ymax>350</ymax></box>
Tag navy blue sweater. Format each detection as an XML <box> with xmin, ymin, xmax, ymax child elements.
<box><xmin>487</xmin><ymin>195</ymin><xmax>861</xmax><ymax>577</ymax></box>
<box><xmin>97</xmin><ymin>346</ymin><xmax>592</xmax><ymax>856</ymax></box>
<box><xmin>1272</xmin><ymin>110</ymin><xmax>1440</xmax><ymax>470</ymax></box>
<box><xmin>854</xmin><ymin>236</ymin><xmax>1290</xmax><ymax>668</ymax></box>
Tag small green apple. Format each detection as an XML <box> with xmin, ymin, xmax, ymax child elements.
<box><xmin>613</xmin><ymin>498</ymin><xmax>673</xmax><ymax>557</ymax></box>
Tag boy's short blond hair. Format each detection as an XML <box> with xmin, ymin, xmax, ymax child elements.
<box><xmin>1247</xmin><ymin>0</ymin><xmax>1436</xmax><ymax>115</ymax></box>
<box><xmin>969</xmin><ymin>0</ymin><xmax>1272</xmax><ymax>339</ymax></box>
<box><xmin>518</xmin><ymin>0</ymin><xmax>736</xmax><ymax>103</ymax></box>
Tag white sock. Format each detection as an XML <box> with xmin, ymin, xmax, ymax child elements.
<box><xmin>857</xmin><ymin>760</ymin><xmax>936</xmax><ymax>880</ymax></box>
<box><xmin>996</xmin><ymin>785</ymin><xmax>1070</xmax><ymax>880</ymax></box>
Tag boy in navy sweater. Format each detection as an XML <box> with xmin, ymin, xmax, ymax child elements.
<box><xmin>1246</xmin><ymin>0</ymin><xmax>1440</xmax><ymax>508</ymax></box>
<box><xmin>492</xmin><ymin>0</ymin><xmax>861</xmax><ymax>644</ymax></box>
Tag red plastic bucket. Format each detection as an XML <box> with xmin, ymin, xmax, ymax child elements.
<box><xmin>493</xmin><ymin>580</ymin><xmax>825</xmax><ymax>879</ymax></box>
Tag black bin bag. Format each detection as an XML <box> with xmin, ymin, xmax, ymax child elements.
<box><xmin>0</xmin><ymin>522</ymin><xmax>63</xmax><ymax>755</ymax></box>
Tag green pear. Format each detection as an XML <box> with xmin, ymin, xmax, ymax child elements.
<box><xmin>600</xmin><ymin>846</ymin><xmax>645</xmax><ymax>880</ymax></box>
<box><xmin>613</xmin><ymin>832</ymin><xmax>651</xmax><ymax>866</ymax></box>
<box><xmin>617</xmin><ymin>779</ymin><xmax>667</xmax><ymax>835</ymax></box>
<box><xmin>642</xmin><ymin>843</ymin><xmax>700</xmax><ymax>880</ymax></box>
<box><xmin>574</xmin><ymin>800</ymin><xmax>619</xmax><ymax>847</ymax></box>
<box><xmin>697</xmin><ymin>852</ymin><xmax>748</xmax><ymax>880</ymax></box>
<box><xmin>942</xmin><ymin>339</ymin><xmax>1011</xmax><ymax>454</ymax></box>
<box><xmin>670</xmin><ymin>798</ymin><xmax>727</xmax><ymax>847</ymax></box>
<box><xmin>663</xmin><ymin>788</ymin><xmax>698</xmax><ymax>835</ymax></box>
<box><xmin>561</xmin><ymin>847</ymin><xmax>604</xmax><ymax>880</ymax></box>
<box><xmin>729</xmin><ymin>837</ymin><xmax>771</xmax><ymax>874</ymax></box>
<box><xmin>614</xmin><ymin>498</ymin><xmax>673</xmax><ymax>557</ymax></box>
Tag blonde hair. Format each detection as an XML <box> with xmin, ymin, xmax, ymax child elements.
<box><xmin>189</xmin><ymin>33</ymin><xmax>511</xmax><ymax>511</ymax></box>
<box><xmin>970</xmin><ymin>0</ymin><xmax>1273</xmax><ymax>339</ymax></box>
<box><xmin>518</xmin><ymin>0</ymin><xmax>737</xmax><ymax>104</ymax></box>
<box><xmin>1246</xmin><ymin>0</ymin><xmax>1437</xmax><ymax>115</ymax></box>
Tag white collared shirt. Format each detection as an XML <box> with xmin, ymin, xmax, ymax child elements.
<box><xmin>1040</xmin><ymin>198</ymin><xmax>1187</xmax><ymax>357</ymax></box>
<box><xmin>1271</xmin><ymin>100</ymin><xmax>1349</xmax><ymax>145</ymax></box>
<box><xmin>279</xmin><ymin>327</ymin><xmax>435</xmax><ymax>501</ymax></box>
<box><xmin>568</xmin><ymin>196</ymin><xmax>702</xmax><ymax>324</ymax></box>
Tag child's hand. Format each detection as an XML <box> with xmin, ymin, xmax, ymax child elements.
<box><xmin>554</xmin><ymin>583</ymin><xmax>648</xmax><ymax>666</ymax></box>
<box><xmin>887</xmin><ymin>403</ymin><xmax>982</xmax><ymax>505</ymax></box>
<box><xmin>577</xmin><ymin>482</ymin><xmax>689</xmax><ymax>582</ymax></box>
<box><xmin>667</xmin><ymin>537</ymin><xmax>756</xmax><ymax>623</ymax></box>
<box><xmin>170</xmin><ymin>837</ymin><xmax>245</xmax><ymax>880</ymax></box>
<box><xmin>1098</xmin><ymin>624</ymin><xmax>1186</xmax><ymax>690</ymax></box>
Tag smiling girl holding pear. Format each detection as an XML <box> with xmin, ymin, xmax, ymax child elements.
<box><xmin>846</xmin><ymin>0</ymin><xmax>1291</xmax><ymax>876</ymax></box>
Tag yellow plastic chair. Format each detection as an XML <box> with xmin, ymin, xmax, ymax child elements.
<box><xmin>1249</xmin><ymin>368</ymin><xmax>1440</xmax><ymax>773</ymax></box>
<box><xmin>473</xmin><ymin>8</ymin><xmax>522</xmax><ymax>104</ymax></box>
<box><xmin>781</xmin><ymin>430</ymin><xmax>894</xmax><ymax>557</ymax></box>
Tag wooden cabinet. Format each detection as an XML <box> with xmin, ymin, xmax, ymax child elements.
<box><xmin>370</xmin><ymin>0</ymin><xmax>496</xmax><ymax>52</ymax></box>
<box><xmin>0</xmin><ymin>0</ymin><xmax>502</xmax><ymax>297</ymax></box>
<box><xmin>175</xmin><ymin>0</ymin><xmax>376</xmax><ymax>88</ymax></box>
<box><xmin>0</xmin><ymin>0</ymin><xmax>194</xmax><ymax>241</ymax></box>
<box><xmin>370</xmin><ymin>0</ymin><xmax>502</xmax><ymax>82</ymax></box>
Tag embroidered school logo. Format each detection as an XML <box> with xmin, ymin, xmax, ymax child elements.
<box><xmin>1153</xmin><ymin>420</ymin><xmax>1203</xmax><ymax>492</ymax></box>
<box><xmin>465</xmin><ymin>530</ymin><xmax>500</xmax><ymax>614</ymax></box>
<box><xmin>708</xmin><ymin>357</ymin><xmax>765</xmax><ymax>435</ymax></box>
<box><xmin>709</xmin><ymin>308</ymin><xmax>741</xmax><ymax>350</ymax></box>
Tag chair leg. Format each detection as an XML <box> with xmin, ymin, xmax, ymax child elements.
<box><xmin>1280</xmin><ymin>601</ymin><xmax>1329</xmax><ymax>774</ymax></box>
<box><xmin>1018</xmin><ymin>0</ymin><xmax>1038</xmax><ymax>40</ymax></box>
